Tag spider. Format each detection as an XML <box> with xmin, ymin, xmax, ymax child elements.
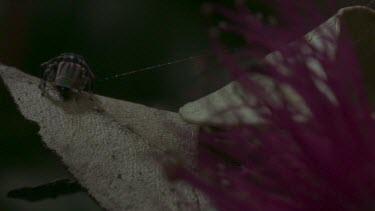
<box><xmin>40</xmin><ymin>53</ymin><xmax>95</xmax><ymax>99</ymax></box>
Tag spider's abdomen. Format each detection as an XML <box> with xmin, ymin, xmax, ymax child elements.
<box><xmin>40</xmin><ymin>53</ymin><xmax>95</xmax><ymax>98</ymax></box>
<box><xmin>55</xmin><ymin>61</ymin><xmax>87</xmax><ymax>91</ymax></box>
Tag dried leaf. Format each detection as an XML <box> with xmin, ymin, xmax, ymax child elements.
<box><xmin>0</xmin><ymin>66</ymin><xmax>212</xmax><ymax>211</ymax></box>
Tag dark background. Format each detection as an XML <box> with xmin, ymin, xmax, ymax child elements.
<box><xmin>0</xmin><ymin>0</ymin><xmax>373</xmax><ymax>210</ymax></box>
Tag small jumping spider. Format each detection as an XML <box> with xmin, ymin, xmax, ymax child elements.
<box><xmin>40</xmin><ymin>53</ymin><xmax>95</xmax><ymax>99</ymax></box>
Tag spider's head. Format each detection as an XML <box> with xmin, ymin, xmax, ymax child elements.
<box><xmin>56</xmin><ymin>86</ymin><xmax>73</xmax><ymax>101</ymax></box>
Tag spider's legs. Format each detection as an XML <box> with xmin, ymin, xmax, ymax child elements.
<box><xmin>40</xmin><ymin>68</ymin><xmax>53</xmax><ymax>96</ymax></box>
<box><xmin>86</xmin><ymin>68</ymin><xmax>95</xmax><ymax>93</ymax></box>
<box><xmin>86</xmin><ymin>77</ymin><xmax>94</xmax><ymax>93</ymax></box>
<box><xmin>39</xmin><ymin>62</ymin><xmax>50</xmax><ymax>86</ymax></box>
<box><xmin>39</xmin><ymin>67</ymin><xmax>47</xmax><ymax>95</ymax></box>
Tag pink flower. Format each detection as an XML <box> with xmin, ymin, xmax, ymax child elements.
<box><xmin>172</xmin><ymin>1</ymin><xmax>375</xmax><ymax>210</ymax></box>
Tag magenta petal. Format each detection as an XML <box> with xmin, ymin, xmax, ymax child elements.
<box><xmin>175</xmin><ymin>2</ymin><xmax>375</xmax><ymax>211</ymax></box>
